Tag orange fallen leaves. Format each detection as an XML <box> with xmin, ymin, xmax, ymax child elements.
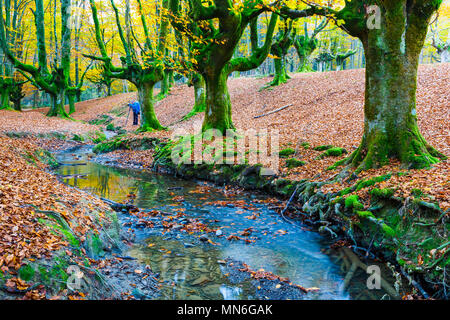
<box><xmin>0</xmin><ymin>136</ymin><xmax>111</xmax><ymax>277</ymax></box>
<box><xmin>238</xmin><ymin>262</ymin><xmax>319</xmax><ymax>294</ymax></box>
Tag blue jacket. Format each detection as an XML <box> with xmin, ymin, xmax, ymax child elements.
<box><xmin>129</xmin><ymin>102</ymin><xmax>141</xmax><ymax>114</ymax></box>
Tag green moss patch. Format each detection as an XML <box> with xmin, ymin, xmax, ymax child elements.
<box><xmin>279</xmin><ymin>148</ymin><xmax>296</xmax><ymax>158</ymax></box>
<box><xmin>317</xmin><ymin>147</ymin><xmax>348</xmax><ymax>159</ymax></box>
<box><xmin>370</xmin><ymin>188</ymin><xmax>395</xmax><ymax>199</ymax></box>
<box><xmin>313</xmin><ymin>145</ymin><xmax>334</xmax><ymax>151</ymax></box>
<box><xmin>88</xmin><ymin>114</ymin><xmax>113</xmax><ymax>126</ymax></box>
<box><xmin>93</xmin><ymin>136</ymin><xmax>159</xmax><ymax>154</ymax></box>
<box><xmin>285</xmin><ymin>158</ymin><xmax>306</xmax><ymax>169</ymax></box>
<box><xmin>345</xmin><ymin>195</ymin><xmax>364</xmax><ymax>211</ymax></box>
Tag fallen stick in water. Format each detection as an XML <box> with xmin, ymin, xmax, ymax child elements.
<box><xmin>101</xmin><ymin>197</ymin><xmax>137</xmax><ymax>212</ymax></box>
<box><xmin>58</xmin><ymin>162</ymin><xmax>87</xmax><ymax>166</ymax></box>
<box><xmin>59</xmin><ymin>174</ymin><xmax>88</xmax><ymax>179</ymax></box>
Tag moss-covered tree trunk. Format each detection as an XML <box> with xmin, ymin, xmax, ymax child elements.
<box><xmin>283</xmin><ymin>0</ymin><xmax>445</xmax><ymax>170</ymax></box>
<box><xmin>0</xmin><ymin>0</ymin><xmax>76</xmax><ymax>118</ymax></box>
<box><xmin>293</xmin><ymin>20</ymin><xmax>327</xmax><ymax>73</ymax></box>
<box><xmin>184</xmin><ymin>73</ymin><xmax>206</xmax><ymax>120</ymax></box>
<box><xmin>68</xmin><ymin>93</ymin><xmax>76</xmax><ymax>114</ymax></box>
<box><xmin>76</xmin><ymin>89</ymin><xmax>82</xmax><ymax>102</ymax></box>
<box><xmin>138</xmin><ymin>82</ymin><xmax>164</xmax><ymax>131</ymax></box>
<box><xmin>0</xmin><ymin>86</ymin><xmax>12</xmax><ymax>110</ymax></box>
<box><xmin>202</xmin><ymin>70</ymin><xmax>234</xmax><ymax>133</ymax></box>
<box><xmin>12</xmin><ymin>99</ymin><xmax>21</xmax><ymax>111</ymax></box>
<box><xmin>86</xmin><ymin>0</ymin><xmax>169</xmax><ymax>131</ymax></box>
<box><xmin>271</xmin><ymin>58</ymin><xmax>289</xmax><ymax>86</ymax></box>
<box><xmin>10</xmin><ymin>82</ymin><xmax>24</xmax><ymax>111</ymax></box>
<box><xmin>169</xmin><ymin>0</ymin><xmax>279</xmax><ymax>134</ymax></box>
<box><xmin>297</xmin><ymin>55</ymin><xmax>308</xmax><ymax>72</ymax></box>
<box><xmin>157</xmin><ymin>70</ymin><xmax>171</xmax><ymax>100</ymax></box>
<box><xmin>47</xmin><ymin>90</ymin><xmax>69</xmax><ymax>118</ymax></box>
<box><xmin>192</xmin><ymin>74</ymin><xmax>206</xmax><ymax>113</ymax></box>
<box><xmin>295</xmin><ymin>41</ymin><xmax>317</xmax><ymax>72</ymax></box>
<box><xmin>267</xmin><ymin>19</ymin><xmax>294</xmax><ymax>87</ymax></box>
<box><xmin>344</xmin><ymin>1</ymin><xmax>445</xmax><ymax>170</ymax></box>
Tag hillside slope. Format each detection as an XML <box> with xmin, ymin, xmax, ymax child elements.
<box><xmin>1</xmin><ymin>64</ymin><xmax>448</xmax><ymax>206</ymax></box>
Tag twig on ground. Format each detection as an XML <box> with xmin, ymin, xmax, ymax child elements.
<box><xmin>279</xmin><ymin>185</ymin><xmax>301</xmax><ymax>226</ymax></box>
<box><xmin>400</xmin><ymin>267</ymin><xmax>430</xmax><ymax>299</ymax></box>
<box><xmin>253</xmin><ymin>104</ymin><xmax>293</xmax><ymax>119</ymax></box>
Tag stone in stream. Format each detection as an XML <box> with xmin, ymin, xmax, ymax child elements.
<box><xmin>191</xmin><ymin>275</ymin><xmax>210</xmax><ymax>286</ymax></box>
<box><xmin>199</xmin><ymin>234</ymin><xmax>209</xmax><ymax>242</ymax></box>
<box><xmin>215</xmin><ymin>229</ymin><xmax>223</xmax><ymax>237</ymax></box>
<box><xmin>184</xmin><ymin>243</ymin><xmax>195</xmax><ymax>248</ymax></box>
<box><xmin>132</xmin><ymin>288</ymin><xmax>147</xmax><ymax>300</ymax></box>
<box><xmin>135</xmin><ymin>222</ymin><xmax>146</xmax><ymax>228</ymax></box>
<box><xmin>202</xmin><ymin>284</ymin><xmax>222</xmax><ymax>297</ymax></box>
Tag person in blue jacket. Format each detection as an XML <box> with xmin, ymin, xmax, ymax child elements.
<box><xmin>128</xmin><ymin>101</ymin><xmax>141</xmax><ymax>126</ymax></box>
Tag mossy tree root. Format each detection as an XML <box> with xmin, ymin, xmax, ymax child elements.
<box><xmin>329</xmin><ymin>127</ymin><xmax>446</xmax><ymax>172</ymax></box>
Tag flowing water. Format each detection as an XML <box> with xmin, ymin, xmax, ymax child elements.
<box><xmin>55</xmin><ymin>146</ymin><xmax>394</xmax><ymax>300</ymax></box>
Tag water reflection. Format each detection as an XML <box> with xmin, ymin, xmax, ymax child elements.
<box><xmin>129</xmin><ymin>237</ymin><xmax>247</xmax><ymax>300</ymax></box>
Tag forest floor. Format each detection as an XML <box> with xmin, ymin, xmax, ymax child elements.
<box><xmin>0</xmin><ymin>63</ymin><xmax>449</xmax><ymax>299</ymax></box>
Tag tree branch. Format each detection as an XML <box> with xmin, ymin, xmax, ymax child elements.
<box><xmin>226</xmin><ymin>12</ymin><xmax>278</xmax><ymax>73</ymax></box>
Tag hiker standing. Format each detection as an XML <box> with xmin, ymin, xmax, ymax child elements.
<box><xmin>128</xmin><ymin>101</ymin><xmax>141</xmax><ymax>126</ymax></box>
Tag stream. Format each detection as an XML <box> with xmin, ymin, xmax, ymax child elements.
<box><xmin>55</xmin><ymin>146</ymin><xmax>394</xmax><ymax>300</ymax></box>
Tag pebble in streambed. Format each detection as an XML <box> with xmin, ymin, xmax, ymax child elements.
<box><xmin>221</xmin><ymin>259</ymin><xmax>312</xmax><ymax>300</ymax></box>
<box><xmin>100</xmin><ymin>258</ymin><xmax>161</xmax><ymax>300</ymax></box>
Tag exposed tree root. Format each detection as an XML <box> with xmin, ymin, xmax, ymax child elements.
<box><xmin>328</xmin><ymin>135</ymin><xmax>447</xmax><ymax>174</ymax></box>
<box><xmin>339</xmin><ymin>247</ymin><xmax>400</xmax><ymax>298</ymax></box>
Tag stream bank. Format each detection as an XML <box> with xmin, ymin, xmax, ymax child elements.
<box><xmin>91</xmin><ymin>135</ymin><xmax>449</xmax><ymax>299</ymax></box>
<box><xmin>0</xmin><ymin>136</ymin><xmax>122</xmax><ymax>300</ymax></box>
<box><xmin>55</xmin><ymin>145</ymin><xmax>403</xmax><ymax>300</ymax></box>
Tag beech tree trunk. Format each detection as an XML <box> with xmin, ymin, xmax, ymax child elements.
<box><xmin>138</xmin><ymin>82</ymin><xmax>164</xmax><ymax>131</ymax></box>
<box><xmin>193</xmin><ymin>74</ymin><xmax>206</xmax><ymax>113</ymax></box>
<box><xmin>438</xmin><ymin>48</ymin><xmax>450</xmax><ymax>63</ymax></box>
<box><xmin>182</xmin><ymin>73</ymin><xmax>206</xmax><ymax>120</ymax></box>
<box><xmin>0</xmin><ymin>86</ymin><xmax>12</xmax><ymax>110</ymax></box>
<box><xmin>157</xmin><ymin>70</ymin><xmax>171</xmax><ymax>100</ymax></box>
<box><xmin>47</xmin><ymin>91</ymin><xmax>69</xmax><ymax>118</ymax></box>
<box><xmin>297</xmin><ymin>55</ymin><xmax>307</xmax><ymax>72</ymax></box>
<box><xmin>13</xmin><ymin>99</ymin><xmax>21</xmax><ymax>111</ymax></box>
<box><xmin>202</xmin><ymin>70</ymin><xmax>234</xmax><ymax>133</ymax></box>
<box><xmin>68</xmin><ymin>93</ymin><xmax>76</xmax><ymax>114</ymax></box>
<box><xmin>346</xmin><ymin>1</ymin><xmax>445</xmax><ymax>170</ymax></box>
<box><xmin>271</xmin><ymin>58</ymin><xmax>289</xmax><ymax>86</ymax></box>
